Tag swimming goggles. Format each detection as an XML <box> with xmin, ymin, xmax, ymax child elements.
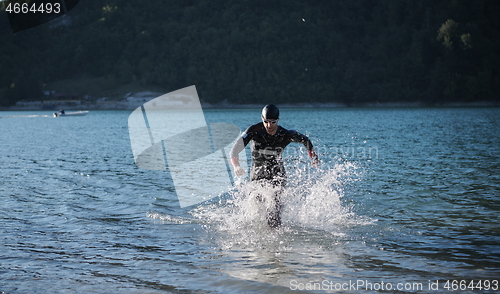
<box><xmin>263</xmin><ymin>119</ymin><xmax>278</xmax><ymax>124</ymax></box>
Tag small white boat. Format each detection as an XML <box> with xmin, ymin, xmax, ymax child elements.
<box><xmin>53</xmin><ymin>110</ymin><xmax>89</xmax><ymax>117</ymax></box>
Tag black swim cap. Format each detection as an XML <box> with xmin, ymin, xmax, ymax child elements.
<box><xmin>262</xmin><ymin>104</ymin><xmax>280</xmax><ymax>119</ymax></box>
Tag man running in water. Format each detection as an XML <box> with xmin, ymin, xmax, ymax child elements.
<box><xmin>229</xmin><ymin>104</ymin><xmax>319</xmax><ymax>228</ymax></box>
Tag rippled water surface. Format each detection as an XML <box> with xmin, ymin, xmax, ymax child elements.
<box><xmin>1</xmin><ymin>108</ymin><xmax>499</xmax><ymax>293</ymax></box>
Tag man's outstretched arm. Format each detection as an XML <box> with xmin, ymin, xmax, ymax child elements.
<box><xmin>229</xmin><ymin>131</ymin><xmax>250</xmax><ymax>177</ymax></box>
<box><xmin>291</xmin><ymin>131</ymin><xmax>320</xmax><ymax>167</ymax></box>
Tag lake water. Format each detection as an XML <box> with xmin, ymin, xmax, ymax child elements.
<box><xmin>1</xmin><ymin>107</ymin><xmax>499</xmax><ymax>293</ymax></box>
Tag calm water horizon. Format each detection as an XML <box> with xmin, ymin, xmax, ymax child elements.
<box><xmin>1</xmin><ymin>107</ymin><xmax>499</xmax><ymax>293</ymax></box>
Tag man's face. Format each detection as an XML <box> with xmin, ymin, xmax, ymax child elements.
<box><xmin>262</xmin><ymin>116</ymin><xmax>279</xmax><ymax>135</ymax></box>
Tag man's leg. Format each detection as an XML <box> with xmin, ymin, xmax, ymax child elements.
<box><xmin>266</xmin><ymin>199</ymin><xmax>281</xmax><ymax>228</ymax></box>
<box><xmin>266</xmin><ymin>178</ymin><xmax>285</xmax><ymax>228</ymax></box>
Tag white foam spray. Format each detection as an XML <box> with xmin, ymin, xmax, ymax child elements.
<box><xmin>192</xmin><ymin>160</ymin><xmax>367</xmax><ymax>245</ymax></box>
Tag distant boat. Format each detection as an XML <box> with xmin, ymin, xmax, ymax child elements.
<box><xmin>53</xmin><ymin>110</ymin><xmax>89</xmax><ymax>117</ymax></box>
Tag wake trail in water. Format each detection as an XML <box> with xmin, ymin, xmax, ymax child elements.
<box><xmin>2</xmin><ymin>114</ymin><xmax>52</xmax><ymax>118</ymax></box>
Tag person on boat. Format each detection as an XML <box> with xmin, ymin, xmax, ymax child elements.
<box><xmin>229</xmin><ymin>104</ymin><xmax>319</xmax><ymax>228</ymax></box>
<box><xmin>59</xmin><ymin>109</ymin><xmax>65</xmax><ymax>115</ymax></box>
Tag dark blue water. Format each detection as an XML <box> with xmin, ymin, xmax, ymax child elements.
<box><xmin>1</xmin><ymin>108</ymin><xmax>499</xmax><ymax>293</ymax></box>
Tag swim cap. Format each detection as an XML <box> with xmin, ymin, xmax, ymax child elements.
<box><xmin>261</xmin><ymin>104</ymin><xmax>280</xmax><ymax>119</ymax></box>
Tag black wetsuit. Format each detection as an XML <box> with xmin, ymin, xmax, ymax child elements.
<box><xmin>229</xmin><ymin>122</ymin><xmax>315</xmax><ymax>227</ymax></box>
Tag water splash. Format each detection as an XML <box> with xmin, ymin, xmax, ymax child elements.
<box><xmin>192</xmin><ymin>160</ymin><xmax>367</xmax><ymax>243</ymax></box>
<box><xmin>146</xmin><ymin>211</ymin><xmax>195</xmax><ymax>224</ymax></box>
<box><xmin>282</xmin><ymin>163</ymin><xmax>357</xmax><ymax>233</ymax></box>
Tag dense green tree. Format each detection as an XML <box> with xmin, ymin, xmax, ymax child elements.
<box><xmin>1</xmin><ymin>0</ymin><xmax>499</xmax><ymax>106</ymax></box>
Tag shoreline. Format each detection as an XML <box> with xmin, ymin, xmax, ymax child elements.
<box><xmin>2</xmin><ymin>101</ymin><xmax>499</xmax><ymax>111</ymax></box>
<box><xmin>201</xmin><ymin>101</ymin><xmax>500</xmax><ymax>109</ymax></box>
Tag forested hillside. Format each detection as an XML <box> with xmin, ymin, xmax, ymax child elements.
<box><xmin>1</xmin><ymin>0</ymin><xmax>499</xmax><ymax>106</ymax></box>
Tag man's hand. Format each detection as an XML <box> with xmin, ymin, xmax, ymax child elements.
<box><xmin>231</xmin><ymin>156</ymin><xmax>246</xmax><ymax>177</ymax></box>
<box><xmin>234</xmin><ymin>166</ymin><xmax>246</xmax><ymax>177</ymax></box>
<box><xmin>311</xmin><ymin>158</ymin><xmax>320</xmax><ymax>168</ymax></box>
<box><xmin>308</xmin><ymin>149</ymin><xmax>320</xmax><ymax>168</ymax></box>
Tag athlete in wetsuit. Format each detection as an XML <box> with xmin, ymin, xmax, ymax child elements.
<box><xmin>229</xmin><ymin>104</ymin><xmax>319</xmax><ymax>227</ymax></box>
